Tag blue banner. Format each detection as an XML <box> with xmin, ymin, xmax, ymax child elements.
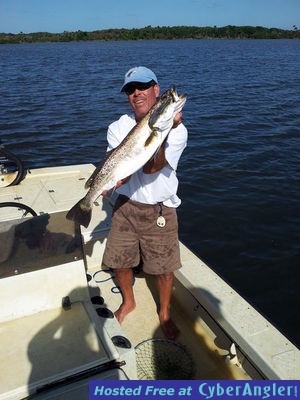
<box><xmin>89</xmin><ymin>380</ymin><xmax>299</xmax><ymax>400</ymax></box>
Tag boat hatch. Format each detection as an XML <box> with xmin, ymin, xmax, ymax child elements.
<box><xmin>0</xmin><ymin>211</ymin><xmax>82</xmax><ymax>278</ymax></box>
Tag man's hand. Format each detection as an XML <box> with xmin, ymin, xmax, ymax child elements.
<box><xmin>101</xmin><ymin>177</ymin><xmax>131</xmax><ymax>196</ymax></box>
<box><xmin>172</xmin><ymin>111</ymin><xmax>182</xmax><ymax>129</ymax></box>
<box><xmin>143</xmin><ymin>141</ymin><xmax>167</xmax><ymax>174</ymax></box>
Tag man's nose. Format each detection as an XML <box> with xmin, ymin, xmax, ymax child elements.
<box><xmin>133</xmin><ymin>88</ymin><xmax>143</xmax><ymax>95</ymax></box>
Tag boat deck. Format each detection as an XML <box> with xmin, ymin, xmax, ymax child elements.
<box><xmin>87</xmin><ymin>262</ymin><xmax>247</xmax><ymax>380</ymax></box>
<box><xmin>0</xmin><ymin>163</ymin><xmax>299</xmax><ymax>399</ymax></box>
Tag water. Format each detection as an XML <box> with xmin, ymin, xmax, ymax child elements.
<box><xmin>0</xmin><ymin>39</ymin><xmax>299</xmax><ymax>346</ymax></box>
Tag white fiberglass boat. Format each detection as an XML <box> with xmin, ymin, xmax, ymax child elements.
<box><xmin>0</xmin><ymin>146</ymin><xmax>299</xmax><ymax>399</ymax></box>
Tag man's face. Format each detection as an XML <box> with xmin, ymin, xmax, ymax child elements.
<box><xmin>126</xmin><ymin>83</ymin><xmax>160</xmax><ymax>122</ymax></box>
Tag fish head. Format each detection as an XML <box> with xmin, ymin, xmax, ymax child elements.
<box><xmin>149</xmin><ymin>87</ymin><xmax>187</xmax><ymax>131</ymax></box>
<box><xmin>169</xmin><ymin>86</ymin><xmax>187</xmax><ymax>114</ymax></box>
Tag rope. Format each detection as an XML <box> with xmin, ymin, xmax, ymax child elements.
<box><xmin>92</xmin><ymin>267</ymin><xmax>137</xmax><ymax>294</ymax></box>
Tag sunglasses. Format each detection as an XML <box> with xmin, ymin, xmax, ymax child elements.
<box><xmin>124</xmin><ymin>81</ymin><xmax>156</xmax><ymax>96</ymax></box>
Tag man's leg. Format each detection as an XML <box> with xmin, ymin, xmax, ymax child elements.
<box><xmin>156</xmin><ymin>272</ymin><xmax>180</xmax><ymax>340</ymax></box>
<box><xmin>114</xmin><ymin>268</ymin><xmax>136</xmax><ymax>323</ymax></box>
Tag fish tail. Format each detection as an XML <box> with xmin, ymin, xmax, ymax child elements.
<box><xmin>66</xmin><ymin>199</ymin><xmax>92</xmax><ymax>228</ymax></box>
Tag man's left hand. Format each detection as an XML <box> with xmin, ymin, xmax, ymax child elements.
<box><xmin>172</xmin><ymin>112</ymin><xmax>182</xmax><ymax>129</ymax></box>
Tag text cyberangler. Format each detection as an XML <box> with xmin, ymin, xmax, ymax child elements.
<box><xmin>198</xmin><ymin>382</ymin><xmax>298</xmax><ymax>399</ymax></box>
<box><xmin>92</xmin><ymin>382</ymin><xmax>298</xmax><ymax>399</ymax></box>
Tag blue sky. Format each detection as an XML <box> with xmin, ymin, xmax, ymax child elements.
<box><xmin>0</xmin><ymin>0</ymin><xmax>298</xmax><ymax>34</ymax></box>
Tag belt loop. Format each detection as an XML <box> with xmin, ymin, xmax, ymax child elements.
<box><xmin>158</xmin><ymin>202</ymin><xmax>163</xmax><ymax>216</ymax></box>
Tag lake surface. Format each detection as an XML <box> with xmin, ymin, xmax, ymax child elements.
<box><xmin>0</xmin><ymin>39</ymin><xmax>299</xmax><ymax>346</ymax></box>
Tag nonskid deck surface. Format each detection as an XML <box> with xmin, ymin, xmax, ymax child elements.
<box><xmin>87</xmin><ymin>264</ymin><xmax>248</xmax><ymax>380</ymax></box>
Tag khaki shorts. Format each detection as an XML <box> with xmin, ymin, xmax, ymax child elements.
<box><xmin>102</xmin><ymin>195</ymin><xmax>181</xmax><ymax>275</ymax></box>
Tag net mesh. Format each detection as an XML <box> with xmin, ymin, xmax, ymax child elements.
<box><xmin>135</xmin><ymin>338</ymin><xmax>195</xmax><ymax>380</ymax></box>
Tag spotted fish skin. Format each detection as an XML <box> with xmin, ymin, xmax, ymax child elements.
<box><xmin>66</xmin><ymin>87</ymin><xmax>187</xmax><ymax>228</ymax></box>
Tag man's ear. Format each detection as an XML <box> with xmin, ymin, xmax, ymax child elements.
<box><xmin>154</xmin><ymin>84</ymin><xmax>160</xmax><ymax>97</ymax></box>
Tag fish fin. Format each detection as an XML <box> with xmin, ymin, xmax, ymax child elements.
<box><xmin>66</xmin><ymin>199</ymin><xmax>92</xmax><ymax>228</ymax></box>
<box><xmin>102</xmin><ymin>186</ymin><xmax>115</xmax><ymax>197</ymax></box>
<box><xmin>111</xmin><ymin>186</ymin><xmax>117</xmax><ymax>195</ymax></box>
<box><xmin>85</xmin><ymin>149</ymin><xmax>115</xmax><ymax>189</ymax></box>
<box><xmin>85</xmin><ymin>166</ymin><xmax>101</xmax><ymax>189</ymax></box>
<box><xmin>144</xmin><ymin>130</ymin><xmax>159</xmax><ymax>147</ymax></box>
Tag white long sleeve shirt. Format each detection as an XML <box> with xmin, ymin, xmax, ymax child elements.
<box><xmin>107</xmin><ymin>114</ymin><xmax>188</xmax><ymax>207</ymax></box>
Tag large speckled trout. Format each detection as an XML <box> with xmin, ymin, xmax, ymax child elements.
<box><xmin>66</xmin><ymin>87</ymin><xmax>187</xmax><ymax>228</ymax></box>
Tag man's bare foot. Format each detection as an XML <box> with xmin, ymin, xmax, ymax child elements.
<box><xmin>114</xmin><ymin>302</ymin><xmax>136</xmax><ymax>324</ymax></box>
<box><xmin>159</xmin><ymin>315</ymin><xmax>180</xmax><ymax>340</ymax></box>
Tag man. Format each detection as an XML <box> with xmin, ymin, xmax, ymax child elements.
<box><xmin>102</xmin><ymin>66</ymin><xmax>188</xmax><ymax>340</ymax></box>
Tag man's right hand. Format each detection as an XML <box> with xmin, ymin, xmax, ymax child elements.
<box><xmin>101</xmin><ymin>177</ymin><xmax>131</xmax><ymax>196</ymax></box>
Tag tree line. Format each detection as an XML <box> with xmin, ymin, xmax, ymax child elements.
<box><xmin>1</xmin><ymin>25</ymin><xmax>299</xmax><ymax>44</ymax></box>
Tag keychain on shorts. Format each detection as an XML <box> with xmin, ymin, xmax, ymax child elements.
<box><xmin>157</xmin><ymin>203</ymin><xmax>166</xmax><ymax>228</ymax></box>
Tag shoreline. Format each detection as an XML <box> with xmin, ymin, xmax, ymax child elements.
<box><xmin>1</xmin><ymin>25</ymin><xmax>299</xmax><ymax>44</ymax></box>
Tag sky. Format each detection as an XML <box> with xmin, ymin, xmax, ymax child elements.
<box><xmin>0</xmin><ymin>0</ymin><xmax>299</xmax><ymax>34</ymax></box>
